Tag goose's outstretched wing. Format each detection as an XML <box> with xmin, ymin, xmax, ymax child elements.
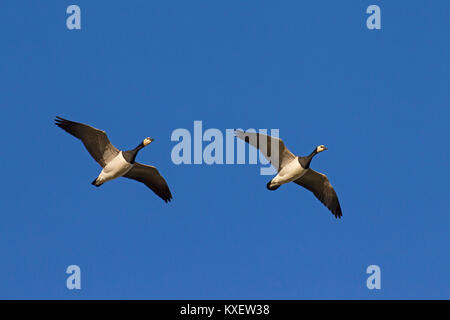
<box><xmin>234</xmin><ymin>130</ymin><xmax>295</xmax><ymax>171</ymax></box>
<box><xmin>123</xmin><ymin>163</ymin><xmax>172</xmax><ymax>203</ymax></box>
<box><xmin>294</xmin><ymin>169</ymin><xmax>342</xmax><ymax>218</ymax></box>
<box><xmin>55</xmin><ymin>116</ymin><xmax>119</xmax><ymax>167</ymax></box>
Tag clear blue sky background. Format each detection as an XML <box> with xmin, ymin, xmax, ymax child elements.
<box><xmin>0</xmin><ymin>1</ymin><xmax>449</xmax><ymax>299</ymax></box>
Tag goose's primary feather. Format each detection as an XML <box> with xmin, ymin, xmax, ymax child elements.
<box><xmin>294</xmin><ymin>169</ymin><xmax>342</xmax><ymax>218</ymax></box>
<box><xmin>55</xmin><ymin>116</ymin><xmax>119</xmax><ymax>167</ymax></box>
<box><xmin>123</xmin><ymin>163</ymin><xmax>173</xmax><ymax>203</ymax></box>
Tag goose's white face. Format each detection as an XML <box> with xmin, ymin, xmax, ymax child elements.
<box><xmin>316</xmin><ymin>145</ymin><xmax>327</xmax><ymax>153</ymax></box>
<box><xmin>143</xmin><ymin>137</ymin><xmax>154</xmax><ymax>146</ymax></box>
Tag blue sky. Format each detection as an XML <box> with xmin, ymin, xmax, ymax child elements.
<box><xmin>0</xmin><ymin>1</ymin><xmax>449</xmax><ymax>299</ymax></box>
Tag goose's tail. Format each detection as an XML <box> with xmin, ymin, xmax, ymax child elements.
<box><xmin>266</xmin><ymin>180</ymin><xmax>280</xmax><ymax>191</ymax></box>
<box><xmin>91</xmin><ymin>177</ymin><xmax>103</xmax><ymax>187</ymax></box>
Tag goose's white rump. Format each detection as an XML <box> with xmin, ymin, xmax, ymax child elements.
<box><xmin>96</xmin><ymin>152</ymin><xmax>133</xmax><ymax>185</ymax></box>
<box><xmin>271</xmin><ymin>156</ymin><xmax>306</xmax><ymax>186</ymax></box>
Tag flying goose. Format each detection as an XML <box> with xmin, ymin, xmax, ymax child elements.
<box><xmin>55</xmin><ymin>116</ymin><xmax>172</xmax><ymax>202</ymax></box>
<box><xmin>235</xmin><ymin>130</ymin><xmax>342</xmax><ymax>218</ymax></box>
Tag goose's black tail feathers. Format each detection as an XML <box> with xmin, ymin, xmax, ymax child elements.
<box><xmin>91</xmin><ymin>178</ymin><xmax>103</xmax><ymax>187</ymax></box>
<box><xmin>266</xmin><ymin>181</ymin><xmax>280</xmax><ymax>191</ymax></box>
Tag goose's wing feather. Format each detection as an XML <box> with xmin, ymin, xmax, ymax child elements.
<box><xmin>294</xmin><ymin>169</ymin><xmax>342</xmax><ymax>218</ymax></box>
<box><xmin>55</xmin><ymin>116</ymin><xmax>119</xmax><ymax>167</ymax></box>
<box><xmin>123</xmin><ymin>163</ymin><xmax>172</xmax><ymax>203</ymax></box>
<box><xmin>234</xmin><ymin>130</ymin><xmax>295</xmax><ymax>171</ymax></box>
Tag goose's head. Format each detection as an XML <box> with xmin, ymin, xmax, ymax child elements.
<box><xmin>316</xmin><ymin>145</ymin><xmax>328</xmax><ymax>153</ymax></box>
<box><xmin>143</xmin><ymin>137</ymin><xmax>154</xmax><ymax>146</ymax></box>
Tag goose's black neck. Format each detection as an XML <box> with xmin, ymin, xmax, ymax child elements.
<box><xmin>123</xmin><ymin>142</ymin><xmax>145</xmax><ymax>164</ymax></box>
<box><xmin>298</xmin><ymin>148</ymin><xmax>318</xmax><ymax>169</ymax></box>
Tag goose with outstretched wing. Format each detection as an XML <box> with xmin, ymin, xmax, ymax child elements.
<box><xmin>55</xmin><ymin>116</ymin><xmax>172</xmax><ymax>203</ymax></box>
<box><xmin>235</xmin><ymin>130</ymin><xmax>342</xmax><ymax>218</ymax></box>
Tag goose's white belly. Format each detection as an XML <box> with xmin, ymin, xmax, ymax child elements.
<box><xmin>271</xmin><ymin>157</ymin><xmax>306</xmax><ymax>185</ymax></box>
<box><xmin>97</xmin><ymin>152</ymin><xmax>133</xmax><ymax>183</ymax></box>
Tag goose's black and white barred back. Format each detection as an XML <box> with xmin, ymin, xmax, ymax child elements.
<box><xmin>55</xmin><ymin>116</ymin><xmax>172</xmax><ymax>203</ymax></box>
<box><xmin>235</xmin><ymin>130</ymin><xmax>342</xmax><ymax>218</ymax></box>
